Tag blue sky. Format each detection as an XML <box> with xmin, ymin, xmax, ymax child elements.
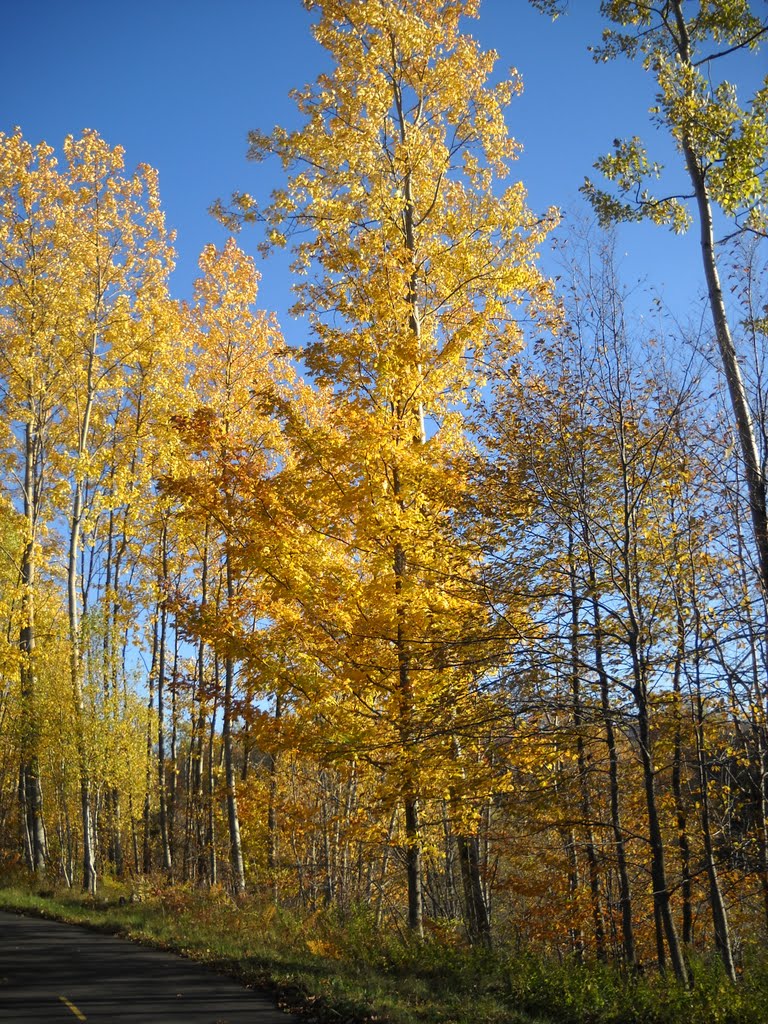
<box><xmin>3</xmin><ymin>0</ymin><xmax>763</xmax><ymax>342</ymax></box>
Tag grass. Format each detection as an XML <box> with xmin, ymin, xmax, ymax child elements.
<box><xmin>1</xmin><ymin>876</ymin><xmax>765</xmax><ymax>1024</ymax></box>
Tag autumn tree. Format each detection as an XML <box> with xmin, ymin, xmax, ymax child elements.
<box><xmin>478</xmin><ymin>226</ymin><xmax>747</xmax><ymax>976</ymax></box>
<box><xmin>0</xmin><ymin>131</ymin><xmax>69</xmax><ymax>874</ymax></box>
<box><xmin>0</xmin><ymin>128</ymin><xmax>176</xmax><ymax>889</ymax></box>
<box><xmin>532</xmin><ymin>0</ymin><xmax>768</xmax><ymax>601</ymax></box>
<box><xmin>165</xmin><ymin>239</ymin><xmax>293</xmax><ymax>895</ymax></box>
<box><xmin>221</xmin><ymin>0</ymin><xmax>554</xmax><ymax>936</ymax></box>
<box><xmin>60</xmin><ymin>130</ymin><xmax>175</xmax><ymax>894</ymax></box>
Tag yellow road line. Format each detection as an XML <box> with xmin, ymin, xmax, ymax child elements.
<box><xmin>59</xmin><ymin>995</ymin><xmax>87</xmax><ymax>1021</ymax></box>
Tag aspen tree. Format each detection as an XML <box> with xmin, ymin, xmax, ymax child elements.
<box><xmin>482</xmin><ymin>229</ymin><xmax>725</xmax><ymax>973</ymax></box>
<box><xmin>59</xmin><ymin>130</ymin><xmax>175</xmax><ymax>894</ymax></box>
<box><xmin>0</xmin><ymin>131</ymin><xmax>69</xmax><ymax>873</ymax></box>
<box><xmin>167</xmin><ymin>239</ymin><xmax>293</xmax><ymax>895</ymax></box>
<box><xmin>0</xmin><ymin>128</ymin><xmax>176</xmax><ymax>888</ymax></box>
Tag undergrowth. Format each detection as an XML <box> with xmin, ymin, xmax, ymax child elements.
<box><xmin>0</xmin><ymin>875</ymin><xmax>765</xmax><ymax>1024</ymax></box>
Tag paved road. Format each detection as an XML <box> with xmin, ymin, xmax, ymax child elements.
<box><xmin>0</xmin><ymin>910</ymin><xmax>298</xmax><ymax>1022</ymax></box>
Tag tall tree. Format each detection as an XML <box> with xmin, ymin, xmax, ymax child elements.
<box><xmin>0</xmin><ymin>128</ymin><xmax>176</xmax><ymax>888</ymax></box>
<box><xmin>59</xmin><ymin>130</ymin><xmax>175</xmax><ymax>894</ymax></box>
<box><xmin>532</xmin><ymin>0</ymin><xmax>768</xmax><ymax>599</ymax></box>
<box><xmin>223</xmin><ymin>0</ymin><xmax>554</xmax><ymax>935</ymax></box>
<box><xmin>167</xmin><ymin>239</ymin><xmax>292</xmax><ymax>895</ymax></box>
<box><xmin>482</xmin><ymin>228</ymin><xmax>717</xmax><ymax>976</ymax></box>
<box><xmin>0</xmin><ymin>131</ymin><xmax>70</xmax><ymax>874</ymax></box>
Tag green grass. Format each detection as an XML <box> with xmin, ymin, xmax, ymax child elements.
<box><xmin>1</xmin><ymin>878</ymin><xmax>765</xmax><ymax>1024</ymax></box>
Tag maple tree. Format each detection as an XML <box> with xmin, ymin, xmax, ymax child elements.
<box><xmin>224</xmin><ymin>0</ymin><xmax>554</xmax><ymax>936</ymax></box>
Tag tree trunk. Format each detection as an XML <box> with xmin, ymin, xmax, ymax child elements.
<box><xmin>168</xmin><ymin>628</ymin><xmax>179</xmax><ymax>860</ymax></box>
<box><xmin>223</xmin><ymin>558</ymin><xmax>245</xmax><ymax>897</ymax></box>
<box><xmin>569</xmin><ymin>535</ymin><xmax>606</xmax><ymax>959</ymax></box>
<box><xmin>404</xmin><ymin>795</ymin><xmax>423</xmax><ymax>937</ymax></box>
<box><xmin>68</xmin><ymin>472</ymin><xmax>97</xmax><ymax>895</ymax></box>
<box><xmin>207</xmin><ymin>682</ymin><xmax>218</xmax><ymax>887</ymax></box>
<box><xmin>670</xmin><ymin>0</ymin><xmax>768</xmax><ymax>599</ymax></box>
<box><xmin>267</xmin><ymin>693</ymin><xmax>282</xmax><ymax>901</ymax></box>
<box><xmin>692</xmin><ymin>635</ymin><xmax>737</xmax><ymax>982</ymax></box>
<box><xmin>457</xmin><ymin>833</ymin><xmax>492</xmax><ymax>947</ymax></box>
<box><xmin>375</xmin><ymin>808</ymin><xmax>399</xmax><ymax>929</ymax></box>
<box><xmin>392</xmin><ymin>66</ymin><xmax>426</xmax><ymax>939</ymax></box>
<box><xmin>448</xmin><ymin>737</ymin><xmax>491</xmax><ymax>946</ymax></box>
<box><xmin>671</xmin><ymin>606</ymin><xmax>693</xmax><ymax>947</ymax></box>
<box><xmin>142</xmin><ymin>614</ymin><xmax>158</xmax><ymax>876</ymax></box>
<box><xmin>19</xmin><ymin>423</ymin><xmax>47</xmax><ymax>876</ymax></box>
<box><xmin>157</xmin><ymin>568</ymin><xmax>172</xmax><ymax>877</ymax></box>
<box><xmin>191</xmin><ymin>525</ymin><xmax>210</xmax><ymax>883</ymax></box>
<box><xmin>393</xmin><ymin>527</ymin><xmax>423</xmax><ymax>937</ymax></box>
<box><xmin>587</xmin><ymin>560</ymin><xmax>636</xmax><ymax>968</ymax></box>
<box><xmin>635</xmin><ymin>683</ymin><xmax>688</xmax><ymax>982</ymax></box>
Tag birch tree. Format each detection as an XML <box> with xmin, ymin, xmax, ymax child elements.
<box><xmin>532</xmin><ymin>0</ymin><xmax>768</xmax><ymax>599</ymax></box>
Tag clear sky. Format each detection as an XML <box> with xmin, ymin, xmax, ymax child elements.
<box><xmin>3</xmin><ymin>0</ymin><xmax>763</xmax><ymax>341</ymax></box>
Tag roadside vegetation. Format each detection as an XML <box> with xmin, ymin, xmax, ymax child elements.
<box><xmin>1</xmin><ymin>876</ymin><xmax>767</xmax><ymax>1024</ymax></box>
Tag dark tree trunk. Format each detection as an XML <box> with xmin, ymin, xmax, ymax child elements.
<box><xmin>588</xmin><ymin>561</ymin><xmax>636</xmax><ymax>968</ymax></box>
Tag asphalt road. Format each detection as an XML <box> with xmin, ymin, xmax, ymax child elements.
<box><xmin>0</xmin><ymin>910</ymin><xmax>298</xmax><ymax>1023</ymax></box>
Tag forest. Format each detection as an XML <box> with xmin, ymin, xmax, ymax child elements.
<box><xmin>1</xmin><ymin>0</ymin><xmax>767</xmax><ymax>1014</ymax></box>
